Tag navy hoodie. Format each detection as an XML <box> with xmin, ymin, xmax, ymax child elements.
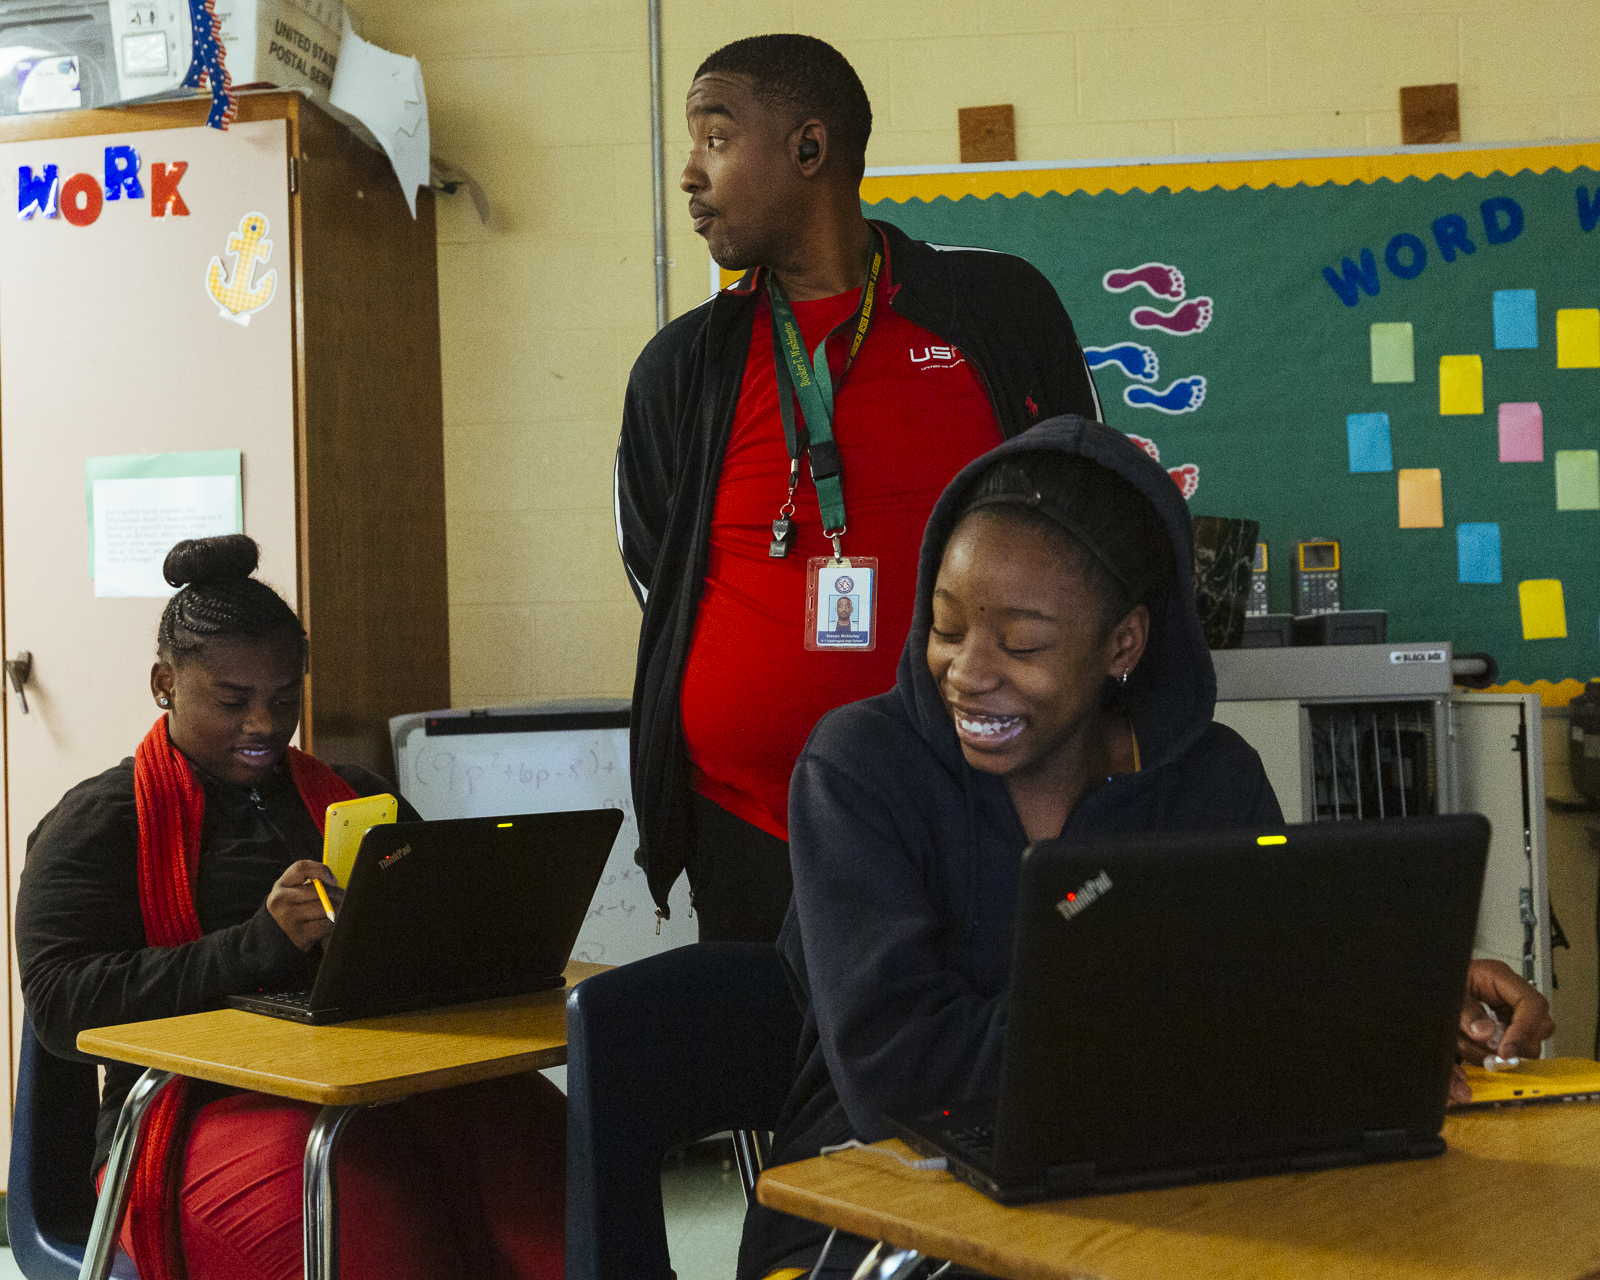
<box><xmin>738</xmin><ymin>417</ymin><xmax>1283</xmax><ymax>1279</ymax></box>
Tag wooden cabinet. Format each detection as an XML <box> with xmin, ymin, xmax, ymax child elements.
<box><xmin>0</xmin><ymin>93</ymin><xmax>449</xmax><ymax>1183</ymax></box>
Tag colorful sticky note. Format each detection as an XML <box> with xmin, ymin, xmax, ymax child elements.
<box><xmin>1370</xmin><ymin>322</ymin><xmax>1415</xmax><ymax>383</ymax></box>
<box><xmin>1519</xmin><ymin>579</ymin><xmax>1568</xmax><ymax>640</ymax></box>
<box><xmin>1493</xmin><ymin>290</ymin><xmax>1538</xmax><ymax>349</ymax></box>
<box><xmin>1497</xmin><ymin>402</ymin><xmax>1544</xmax><ymax>462</ymax></box>
<box><xmin>1439</xmin><ymin>355</ymin><xmax>1483</xmax><ymax>414</ymax></box>
<box><xmin>1456</xmin><ymin>523</ymin><xmax>1502</xmax><ymax>584</ymax></box>
<box><xmin>1398</xmin><ymin>468</ymin><xmax>1444</xmax><ymax>528</ymax></box>
<box><xmin>1346</xmin><ymin>413</ymin><xmax>1393</xmax><ymax>472</ymax></box>
<box><xmin>1557</xmin><ymin>309</ymin><xmax>1600</xmax><ymax>368</ymax></box>
<box><xmin>1555</xmin><ymin>449</ymin><xmax>1600</xmax><ymax>510</ymax></box>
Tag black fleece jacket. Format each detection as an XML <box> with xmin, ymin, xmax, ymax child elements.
<box><xmin>737</xmin><ymin>418</ymin><xmax>1284</xmax><ymax>1279</ymax></box>
<box><xmin>16</xmin><ymin>755</ymin><xmax>416</xmax><ymax>1173</ymax></box>
<box><xmin>615</xmin><ymin>220</ymin><xmax>1103</xmax><ymax>914</ymax></box>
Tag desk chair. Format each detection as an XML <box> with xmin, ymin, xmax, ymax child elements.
<box><xmin>8</xmin><ymin>1011</ymin><xmax>140</xmax><ymax>1280</ymax></box>
<box><xmin>565</xmin><ymin>942</ymin><xmax>803</xmax><ymax>1280</ymax></box>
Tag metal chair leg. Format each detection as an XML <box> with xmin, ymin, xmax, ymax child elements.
<box><xmin>850</xmin><ymin>1240</ymin><xmax>928</xmax><ymax>1279</ymax></box>
<box><xmin>732</xmin><ymin>1128</ymin><xmax>772</xmax><ymax>1204</ymax></box>
<box><xmin>79</xmin><ymin>1068</ymin><xmax>176</xmax><ymax>1280</ymax></box>
<box><xmin>302</xmin><ymin>1104</ymin><xmax>359</xmax><ymax>1280</ymax></box>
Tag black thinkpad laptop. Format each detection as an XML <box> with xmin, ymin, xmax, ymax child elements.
<box><xmin>888</xmin><ymin>815</ymin><xmax>1490</xmax><ymax>1203</ymax></box>
<box><xmin>228</xmin><ymin>809</ymin><xmax>623</xmax><ymax>1024</ymax></box>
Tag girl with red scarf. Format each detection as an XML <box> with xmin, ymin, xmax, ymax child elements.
<box><xmin>16</xmin><ymin>535</ymin><xmax>565</xmax><ymax>1280</ymax></box>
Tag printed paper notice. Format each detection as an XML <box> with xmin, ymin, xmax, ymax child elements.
<box><xmin>92</xmin><ymin>475</ymin><xmax>241</xmax><ymax>597</ymax></box>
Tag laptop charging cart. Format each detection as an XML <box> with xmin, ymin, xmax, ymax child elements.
<box><xmin>1212</xmin><ymin>643</ymin><xmax>1553</xmax><ymax>1000</ymax></box>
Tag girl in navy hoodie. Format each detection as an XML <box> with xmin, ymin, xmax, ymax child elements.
<box><xmin>740</xmin><ymin>417</ymin><xmax>1551</xmax><ymax>1280</ymax></box>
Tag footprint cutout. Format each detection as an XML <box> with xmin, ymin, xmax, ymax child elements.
<box><xmin>1125</xmin><ymin>432</ymin><xmax>1161</xmax><ymax>461</ymax></box>
<box><xmin>1103</xmin><ymin>262</ymin><xmax>1186</xmax><ymax>300</ymax></box>
<box><xmin>1084</xmin><ymin>343</ymin><xmax>1159</xmax><ymax>382</ymax></box>
<box><xmin>1167</xmin><ymin>464</ymin><xmax>1199</xmax><ymax>499</ymax></box>
<box><xmin>1130</xmin><ymin>298</ymin><xmax>1213</xmax><ymax>335</ymax></box>
<box><xmin>1124</xmin><ymin>376</ymin><xmax>1206</xmax><ymax>415</ymax></box>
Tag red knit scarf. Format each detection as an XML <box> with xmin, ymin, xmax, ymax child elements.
<box><xmin>128</xmin><ymin>716</ymin><xmax>356</xmax><ymax>1280</ymax></box>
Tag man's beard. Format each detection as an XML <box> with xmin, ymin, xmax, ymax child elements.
<box><xmin>705</xmin><ymin>224</ymin><xmax>770</xmax><ymax>274</ymax></box>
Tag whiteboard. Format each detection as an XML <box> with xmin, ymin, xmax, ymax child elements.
<box><xmin>390</xmin><ymin>705</ymin><xmax>694</xmax><ymax>969</ymax></box>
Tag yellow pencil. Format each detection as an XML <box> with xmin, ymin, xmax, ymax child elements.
<box><xmin>312</xmin><ymin>877</ymin><xmax>336</xmax><ymax>923</ymax></box>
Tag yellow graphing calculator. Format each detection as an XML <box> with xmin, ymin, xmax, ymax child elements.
<box><xmin>1291</xmin><ymin>538</ymin><xmax>1341</xmax><ymax>616</ymax></box>
<box><xmin>1454</xmin><ymin>1058</ymin><xmax>1600</xmax><ymax>1110</ymax></box>
<box><xmin>322</xmin><ymin>793</ymin><xmax>398</xmax><ymax>888</ymax></box>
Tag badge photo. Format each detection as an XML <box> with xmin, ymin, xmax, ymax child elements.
<box><xmin>805</xmin><ymin>556</ymin><xmax>878</xmax><ymax>652</ymax></box>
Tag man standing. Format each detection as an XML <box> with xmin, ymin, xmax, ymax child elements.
<box><xmin>616</xmin><ymin>34</ymin><xmax>1102</xmax><ymax>943</ymax></box>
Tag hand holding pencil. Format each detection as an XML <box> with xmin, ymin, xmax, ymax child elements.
<box><xmin>266</xmin><ymin>859</ymin><xmax>344</xmax><ymax>951</ymax></box>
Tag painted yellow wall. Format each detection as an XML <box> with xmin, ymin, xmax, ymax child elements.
<box><xmin>354</xmin><ymin>0</ymin><xmax>1597</xmax><ymax>710</ymax></box>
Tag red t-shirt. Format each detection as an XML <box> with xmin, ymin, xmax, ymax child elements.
<box><xmin>679</xmin><ymin>268</ymin><xmax>1002</xmax><ymax>839</ymax></box>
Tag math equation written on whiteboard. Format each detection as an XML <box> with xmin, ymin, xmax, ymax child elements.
<box><xmin>397</xmin><ymin>726</ymin><xmax>694</xmax><ymax>967</ymax></box>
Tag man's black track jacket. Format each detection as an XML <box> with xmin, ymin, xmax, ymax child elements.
<box><xmin>614</xmin><ymin>219</ymin><xmax>1104</xmax><ymax>916</ymax></box>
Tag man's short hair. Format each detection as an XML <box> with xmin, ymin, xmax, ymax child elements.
<box><xmin>696</xmin><ymin>34</ymin><xmax>872</xmax><ymax>172</ymax></box>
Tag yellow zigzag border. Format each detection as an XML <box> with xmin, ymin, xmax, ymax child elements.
<box><xmin>1483</xmin><ymin>678</ymin><xmax>1589</xmax><ymax>707</ymax></box>
<box><xmin>860</xmin><ymin>141</ymin><xmax>1600</xmax><ymax>205</ymax></box>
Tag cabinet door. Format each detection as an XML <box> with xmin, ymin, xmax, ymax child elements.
<box><xmin>1454</xmin><ymin>696</ymin><xmax>1551</xmax><ymax>995</ymax></box>
<box><xmin>1212</xmin><ymin>699</ymin><xmax>1307</xmax><ymax>823</ymax></box>
<box><xmin>0</xmin><ymin>118</ymin><xmax>297</xmax><ymax>1161</ymax></box>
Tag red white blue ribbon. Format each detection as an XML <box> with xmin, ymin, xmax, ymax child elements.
<box><xmin>180</xmin><ymin>0</ymin><xmax>235</xmax><ymax>130</ymax></box>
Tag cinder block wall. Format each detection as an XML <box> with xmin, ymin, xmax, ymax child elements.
<box><xmin>357</xmin><ymin>0</ymin><xmax>1596</xmax><ymax>710</ymax></box>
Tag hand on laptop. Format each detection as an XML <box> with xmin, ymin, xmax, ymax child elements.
<box><xmin>268</xmin><ymin>860</ymin><xmax>345</xmax><ymax>951</ymax></box>
<box><xmin>1448</xmin><ymin>958</ymin><xmax>1554</xmax><ymax>1103</ymax></box>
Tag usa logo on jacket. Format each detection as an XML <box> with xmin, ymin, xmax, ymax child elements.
<box><xmin>909</xmin><ymin>344</ymin><xmax>966</xmax><ymax>370</ymax></box>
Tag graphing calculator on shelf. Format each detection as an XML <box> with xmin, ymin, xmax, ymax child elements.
<box><xmin>1291</xmin><ymin>538</ymin><xmax>1342</xmax><ymax>616</ymax></box>
<box><xmin>1247</xmin><ymin>542</ymin><xmax>1269</xmax><ymax>617</ymax></box>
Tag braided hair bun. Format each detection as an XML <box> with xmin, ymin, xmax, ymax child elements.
<box><xmin>162</xmin><ymin>533</ymin><xmax>260</xmax><ymax>589</ymax></box>
<box><xmin>157</xmin><ymin>535</ymin><xmax>305</xmax><ymax>664</ymax></box>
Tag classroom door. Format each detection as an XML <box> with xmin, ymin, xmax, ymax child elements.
<box><xmin>0</xmin><ymin>118</ymin><xmax>299</xmax><ymax>1174</ymax></box>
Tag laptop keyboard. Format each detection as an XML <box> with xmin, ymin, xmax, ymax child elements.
<box><xmin>263</xmin><ymin>989</ymin><xmax>313</xmax><ymax>1011</ymax></box>
<box><xmin>942</xmin><ymin>1122</ymin><xmax>995</xmax><ymax>1167</ymax></box>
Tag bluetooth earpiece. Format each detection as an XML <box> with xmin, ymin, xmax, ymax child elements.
<box><xmin>798</xmin><ymin>139</ymin><xmax>819</xmax><ymax>162</ymax></box>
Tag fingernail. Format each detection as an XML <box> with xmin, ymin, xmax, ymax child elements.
<box><xmin>1469</xmin><ymin>1019</ymin><xmax>1494</xmax><ymax>1037</ymax></box>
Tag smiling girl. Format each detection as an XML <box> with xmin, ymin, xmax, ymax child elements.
<box><xmin>738</xmin><ymin>419</ymin><xmax>1551</xmax><ymax>1280</ymax></box>
<box><xmin>17</xmin><ymin>535</ymin><xmax>565</xmax><ymax>1280</ymax></box>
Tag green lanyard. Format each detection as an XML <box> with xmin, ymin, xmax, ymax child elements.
<box><xmin>767</xmin><ymin>232</ymin><xmax>885</xmax><ymax>538</ymax></box>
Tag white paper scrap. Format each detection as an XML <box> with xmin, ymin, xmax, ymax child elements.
<box><xmin>18</xmin><ymin>55</ymin><xmax>82</xmax><ymax>113</ymax></box>
<box><xmin>328</xmin><ymin>17</ymin><xmax>430</xmax><ymax>217</ymax></box>
<box><xmin>92</xmin><ymin>475</ymin><xmax>242</xmax><ymax>598</ymax></box>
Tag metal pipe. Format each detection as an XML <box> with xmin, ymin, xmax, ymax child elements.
<box><xmin>732</xmin><ymin>1128</ymin><xmax>772</xmax><ymax>1205</ymax></box>
<box><xmin>1328</xmin><ymin>718</ymin><xmax>1340</xmax><ymax>820</ymax></box>
<box><xmin>303</xmin><ymin>1104</ymin><xmax>360</xmax><ymax>1280</ymax></box>
<box><xmin>1371</xmin><ymin>711</ymin><xmax>1385</xmax><ymax>818</ymax></box>
<box><xmin>81</xmin><ymin>1068</ymin><xmax>176</xmax><ymax>1280</ymax></box>
<box><xmin>1393</xmin><ymin>710</ymin><xmax>1407</xmax><ymax>818</ymax></box>
<box><xmin>1350</xmin><ymin>711</ymin><xmax>1363</xmax><ymax>819</ymax></box>
<box><xmin>648</xmin><ymin>0</ymin><xmax>669</xmax><ymax>330</ymax></box>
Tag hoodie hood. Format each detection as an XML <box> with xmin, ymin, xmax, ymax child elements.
<box><xmin>896</xmin><ymin>414</ymin><xmax>1215</xmax><ymax>780</ymax></box>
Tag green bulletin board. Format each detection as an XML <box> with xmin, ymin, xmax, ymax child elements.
<box><xmin>861</xmin><ymin>142</ymin><xmax>1600</xmax><ymax>692</ymax></box>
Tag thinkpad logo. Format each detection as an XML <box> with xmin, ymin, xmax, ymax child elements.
<box><xmin>1055</xmin><ymin>871</ymin><xmax>1112</xmax><ymax>922</ymax></box>
<box><xmin>378</xmin><ymin>844</ymin><xmax>412</xmax><ymax>869</ymax></box>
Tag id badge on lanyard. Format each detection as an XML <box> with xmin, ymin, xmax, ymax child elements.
<box><xmin>804</xmin><ymin>554</ymin><xmax>877</xmax><ymax>652</ymax></box>
<box><xmin>768</xmin><ymin>229</ymin><xmax>885</xmax><ymax>653</ymax></box>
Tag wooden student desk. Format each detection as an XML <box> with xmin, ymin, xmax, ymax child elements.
<box><xmin>75</xmin><ymin>961</ymin><xmax>604</xmax><ymax>1280</ymax></box>
<box><xmin>758</xmin><ymin>1104</ymin><xmax>1600</xmax><ymax>1280</ymax></box>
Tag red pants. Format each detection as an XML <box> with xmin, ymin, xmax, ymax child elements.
<box><xmin>103</xmin><ymin>1073</ymin><xmax>565</xmax><ymax>1280</ymax></box>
